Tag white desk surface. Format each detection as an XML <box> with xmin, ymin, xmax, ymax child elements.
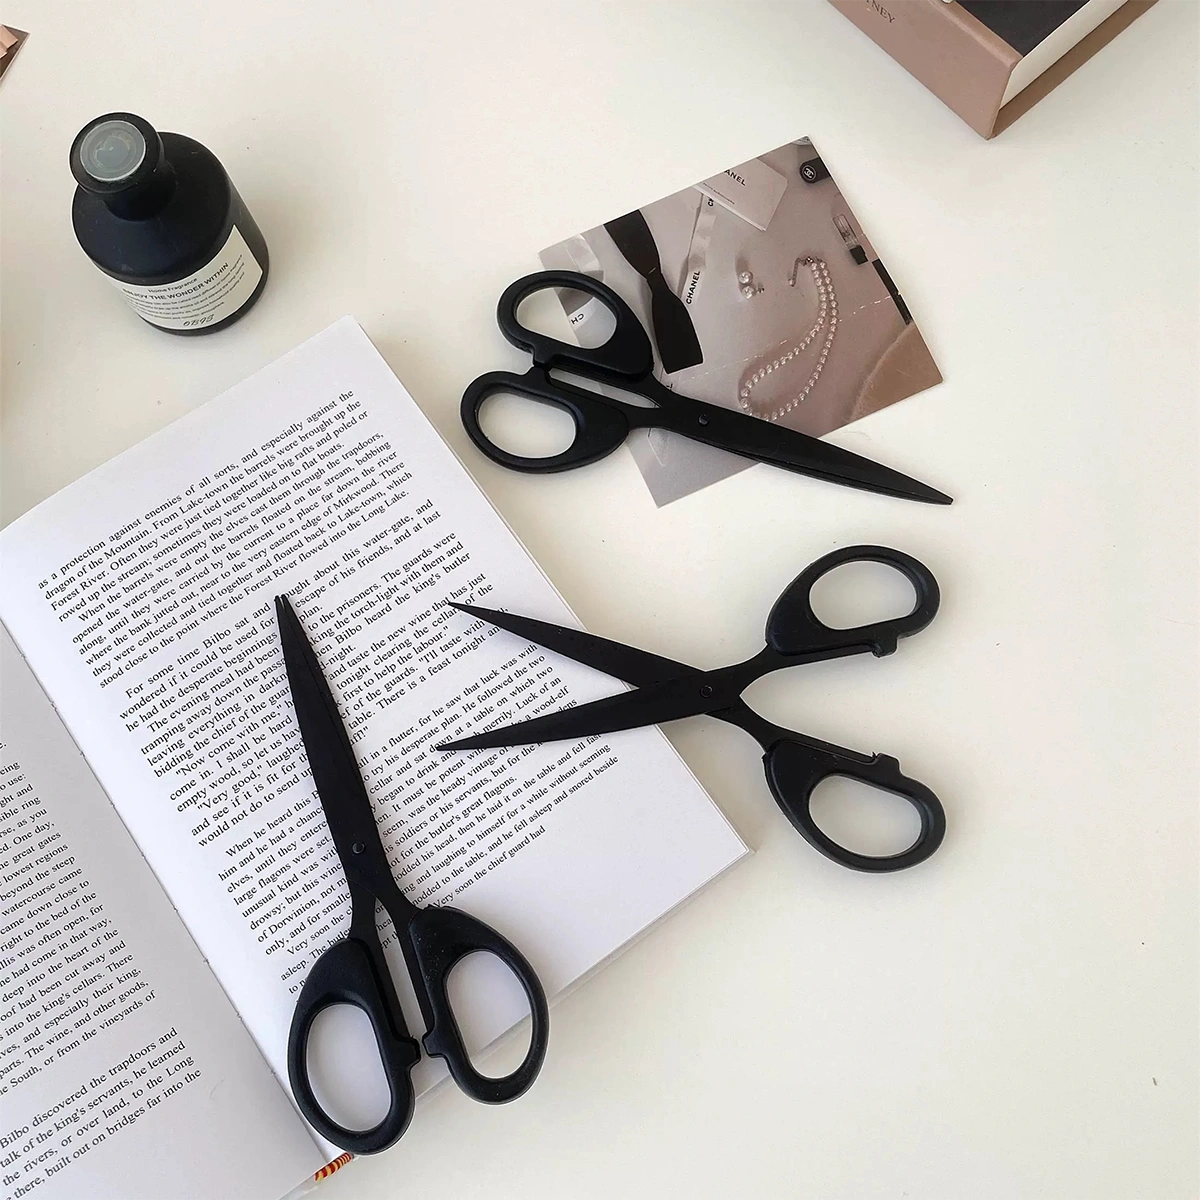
<box><xmin>2</xmin><ymin>2</ymin><xmax>1196</xmax><ymax>1197</ymax></box>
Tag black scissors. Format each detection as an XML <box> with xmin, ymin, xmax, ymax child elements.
<box><xmin>276</xmin><ymin>596</ymin><xmax>549</xmax><ymax>1154</ymax></box>
<box><xmin>460</xmin><ymin>270</ymin><xmax>951</xmax><ymax>505</ymax></box>
<box><xmin>438</xmin><ymin>547</ymin><xmax>946</xmax><ymax>873</ymax></box>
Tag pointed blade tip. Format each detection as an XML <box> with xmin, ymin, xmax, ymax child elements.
<box><xmin>439</xmin><ymin>735</ymin><xmax>510</xmax><ymax>752</ymax></box>
<box><xmin>914</xmin><ymin>487</ymin><xmax>953</xmax><ymax>506</ymax></box>
<box><xmin>865</xmin><ymin>472</ymin><xmax>952</xmax><ymax>506</ymax></box>
<box><xmin>438</xmin><ymin>738</ymin><xmax>487</xmax><ymax>752</ymax></box>
<box><xmin>872</xmin><ymin>477</ymin><xmax>953</xmax><ymax>506</ymax></box>
<box><xmin>275</xmin><ymin>595</ymin><xmax>302</xmax><ymax>640</ymax></box>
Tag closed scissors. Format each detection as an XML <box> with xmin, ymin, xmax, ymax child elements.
<box><xmin>460</xmin><ymin>271</ymin><xmax>951</xmax><ymax>505</ymax></box>
<box><xmin>438</xmin><ymin>547</ymin><xmax>947</xmax><ymax>873</ymax></box>
<box><xmin>276</xmin><ymin>596</ymin><xmax>549</xmax><ymax>1154</ymax></box>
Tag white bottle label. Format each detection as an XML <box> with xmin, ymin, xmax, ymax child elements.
<box><xmin>107</xmin><ymin>225</ymin><xmax>263</xmax><ymax>330</ymax></box>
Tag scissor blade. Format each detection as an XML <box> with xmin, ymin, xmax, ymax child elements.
<box><xmin>673</xmin><ymin>399</ymin><xmax>952</xmax><ymax>505</ymax></box>
<box><xmin>448</xmin><ymin>602</ymin><xmax>698</xmax><ymax>688</ymax></box>
<box><xmin>276</xmin><ymin>596</ymin><xmax>392</xmax><ymax>881</ymax></box>
<box><xmin>438</xmin><ymin>671</ymin><xmax>732</xmax><ymax>752</ymax></box>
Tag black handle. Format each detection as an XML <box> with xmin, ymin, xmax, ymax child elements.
<box><xmin>494</xmin><ymin>270</ymin><xmax>653</xmax><ymax>381</ymax></box>
<box><xmin>406</xmin><ymin>905</ymin><xmax>549</xmax><ymax>1104</ymax></box>
<box><xmin>762</xmin><ymin>735</ymin><xmax>946</xmax><ymax>872</ymax></box>
<box><xmin>460</xmin><ymin>368</ymin><xmax>634</xmax><ymax>473</ymax></box>
<box><xmin>766</xmin><ymin>545</ymin><xmax>940</xmax><ymax>660</ymax></box>
<box><xmin>287</xmin><ymin>936</ymin><xmax>420</xmax><ymax>1155</ymax></box>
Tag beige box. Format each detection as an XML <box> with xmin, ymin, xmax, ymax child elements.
<box><xmin>827</xmin><ymin>0</ymin><xmax>1157</xmax><ymax>138</ymax></box>
<box><xmin>0</xmin><ymin>25</ymin><xmax>29</xmax><ymax>82</ymax></box>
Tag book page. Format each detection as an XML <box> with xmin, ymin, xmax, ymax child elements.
<box><xmin>0</xmin><ymin>628</ymin><xmax>324</xmax><ymax>1200</ymax></box>
<box><xmin>0</xmin><ymin>319</ymin><xmax>746</xmax><ymax>1120</ymax></box>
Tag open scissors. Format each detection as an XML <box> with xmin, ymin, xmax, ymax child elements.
<box><xmin>276</xmin><ymin>595</ymin><xmax>549</xmax><ymax>1154</ymax></box>
<box><xmin>438</xmin><ymin>547</ymin><xmax>947</xmax><ymax>873</ymax></box>
<box><xmin>460</xmin><ymin>271</ymin><xmax>951</xmax><ymax>505</ymax></box>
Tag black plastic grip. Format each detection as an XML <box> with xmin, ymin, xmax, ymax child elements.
<box><xmin>762</xmin><ymin>736</ymin><xmax>946</xmax><ymax>873</ymax></box>
<box><xmin>286</xmin><ymin>937</ymin><xmax>420</xmax><ymax>1155</ymax></box>
<box><xmin>460</xmin><ymin>368</ymin><xmax>632</xmax><ymax>473</ymax></box>
<box><xmin>766</xmin><ymin>545</ymin><xmax>941</xmax><ymax>660</ymax></box>
<box><xmin>406</xmin><ymin>906</ymin><xmax>549</xmax><ymax>1104</ymax></box>
<box><xmin>494</xmin><ymin>270</ymin><xmax>652</xmax><ymax>379</ymax></box>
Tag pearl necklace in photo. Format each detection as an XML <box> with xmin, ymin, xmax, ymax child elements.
<box><xmin>738</xmin><ymin>257</ymin><xmax>837</xmax><ymax>422</ymax></box>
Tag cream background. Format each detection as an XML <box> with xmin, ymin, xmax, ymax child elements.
<box><xmin>1</xmin><ymin>2</ymin><xmax>1196</xmax><ymax>1197</ymax></box>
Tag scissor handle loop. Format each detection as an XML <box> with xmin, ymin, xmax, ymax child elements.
<box><xmin>286</xmin><ymin>936</ymin><xmax>420</xmax><ymax>1155</ymax></box>
<box><xmin>766</xmin><ymin>545</ymin><xmax>940</xmax><ymax>659</ymax></box>
<box><xmin>495</xmin><ymin>270</ymin><xmax>653</xmax><ymax>380</ymax></box>
<box><xmin>460</xmin><ymin>270</ymin><xmax>663</xmax><ymax>473</ymax></box>
<box><xmin>407</xmin><ymin>905</ymin><xmax>550</xmax><ymax>1103</ymax></box>
<box><xmin>762</xmin><ymin>737</ymin><xmax>946</xmax><ymax>872</ymax></box>
<box><xmin>460</xmin><ymin>369</ymin><xmax>634</xmax><ymax>473</ymax></box>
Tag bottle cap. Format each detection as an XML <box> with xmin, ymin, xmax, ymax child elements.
<box><xmin>71</xmin><ymin>112</ymin><xmax>164</xmax><ymax>196</ymax></box>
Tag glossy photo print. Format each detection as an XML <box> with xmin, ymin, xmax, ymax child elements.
<box><xmin>540</xmin><ymin>137</ymin><xmax>943</xmax><ymax>506</ymax></box>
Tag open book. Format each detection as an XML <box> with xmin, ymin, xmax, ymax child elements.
<box><xmin>0</xmin><ymin>320</ymin><xmax>747</xmax><ymax>1200</ymax></box>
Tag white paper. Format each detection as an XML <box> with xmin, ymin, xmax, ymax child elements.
<box><xmin>697</xmin><ymin>156</ymin><xmax>788</xmax><ymax>231</ymax></box>
<box><xmin>0</xmin><ymin>628</ymin><xmax>324</xmax><ymax>1200</ymax></box>
<box><xmin>0</xmin><ymin>319</ymin><xmax>747</xmax><ymax>1133</ymax></box>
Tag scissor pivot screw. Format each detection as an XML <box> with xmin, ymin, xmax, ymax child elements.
<box><xmin>352</xmin><ymin>841</ymin><xmax>365</xmax><ymax>854</ymax></box>
<box><xmin>698</xmin><ymin>414</ymin><xmax>709</xmax><ymax>426</ymax></box>
<box><xmin>700</xmin><ymin>685</ymin><xmax>713</xmax><ymax>697</ymax></box>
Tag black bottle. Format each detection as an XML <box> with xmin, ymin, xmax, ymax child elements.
<box><xmin>70</xmin><ymin>112</ymin><xmax>269</xmax><ymax>334</ymax></box>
